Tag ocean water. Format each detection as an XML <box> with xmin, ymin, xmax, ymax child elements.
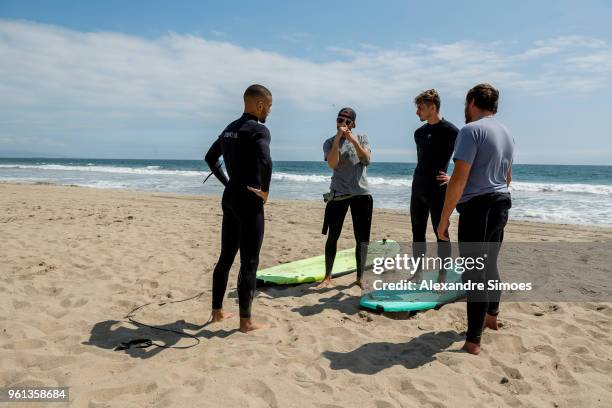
<box><xmin>1</xmin><ymin>158</ymin><xmax>611</xmax><ymax>227</ymax></box>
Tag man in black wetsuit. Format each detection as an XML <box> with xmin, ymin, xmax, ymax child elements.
<box><xmin>438</xmin><ymin>83</ymin><xmax>514</xmax><ymax>355</ymax></box>
<box><xmin>411</xmin><ymin>89</ymin><xmax>458</xmax><ymax>282</ymax></box>
<box><xmin>204</xmin><ymin>84</ymin><xmax>273</xmax><ymax>333</ymax></box>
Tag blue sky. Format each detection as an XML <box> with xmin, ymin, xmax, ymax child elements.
<box><xmin>1</xmin><ymin>0</ymin><xmax>611</xmax><ymax>164</ymax></box>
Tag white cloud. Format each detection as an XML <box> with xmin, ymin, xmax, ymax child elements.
<box><xmin>1</xmin><ymin>19</ymin><xmax>612</xmax><ymax>132</ymax></box>
<box><xmin>518</xmin><ymin>35</ymin><xmax>606</xmax><ymax>58</ymax></box>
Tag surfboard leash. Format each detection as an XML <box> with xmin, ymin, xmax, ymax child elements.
<box><xmin>116</xmin><ymin>291</ymin><xmax>206</xmax><ymax>351</ymax></box>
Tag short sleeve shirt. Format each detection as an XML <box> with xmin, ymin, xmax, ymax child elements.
<box><xmin>323</xmin><ymin>134</ymin><xmax>371</xmax><ymax>196</ymax></box>
<box><xmin>453</xmin><ymin>117</ymin><xmax>514</xmax><ymax>203</ymax></box>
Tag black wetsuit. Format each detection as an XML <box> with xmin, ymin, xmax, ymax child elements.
<box><xmin>457</xmin><ymin>192</ymin><xmax>511</xmax><ymax>345</ymax></box>
<box><xmin>323</xmin><ymin>194</ymin><xmax>373</xmax><ymax>279</ymax></box>
<box><xmin>204</xmin><ymin>112</ymin><xmax>272</xmax><ymax>318</ymax></box>
<box><xmin>411</xmin><ymin>118</ymin><xmax>458</xmax><ymax>260</ymax></box>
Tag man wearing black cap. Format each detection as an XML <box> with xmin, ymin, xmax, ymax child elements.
<box><xmin>318</xmin><ymin>107</ymin><xmax>372</xmax><ymax>289</ymax></box>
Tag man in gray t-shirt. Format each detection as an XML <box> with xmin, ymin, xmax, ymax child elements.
<box><xmin>453</xmin><ymin>117</ymin><xmax>514</xmax><ymax>203</ymax></box>
<box><xmin>318</xmin><ymin>107</ymin><xmax>373</xmax><ymax>289</ymax></box>
<box><xmin>437</xmin><ymin>84</ymin><xmax>514</xmax><ymax>356</ymax></box>
<box><xmin>323</xmin><ymin>132</ymin><xmax>370</xmax><ymax>196</ymax></box>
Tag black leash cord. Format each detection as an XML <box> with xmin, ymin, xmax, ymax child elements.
<box><xmin>202</xmin><ymin>162</ymin><xmax>223</xmax><ymax>184</ymax></box>
<box><xmin>122</xmin><ymin>291</ymin><xmax>206</xmax><ymax>350</ymax></box>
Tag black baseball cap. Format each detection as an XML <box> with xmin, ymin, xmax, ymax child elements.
<box><xmin>337</xmin><ymin>107</ymin><xmax>356</xmax><ymax>122</ymax></box>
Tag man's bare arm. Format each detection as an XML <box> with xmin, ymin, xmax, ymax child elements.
<box><xmin>349</xmin><ymin>134</ymin><xmax>371</xmax><ymax>165</ymax></box>
<box><xmin>326</xmin><ymin>133</ymin><xmax>343</xmax><ymax>169</ymax></box>
<box><xmin>506</xmin><ymin>163</ymin><xmax>512</xmax><ymax>186</ymax></box>
<box><xmin>437</xmin><ymin>160</ymin><xmax>472</xmax><ymax>240</ymax></box>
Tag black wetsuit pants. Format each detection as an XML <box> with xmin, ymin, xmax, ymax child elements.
<box><xmin>212</xmin><ymin>186</ymin><xmax>265</xmax><ymax>318</ymax></box>
<box><xmin>457</xmin><ymin>192</ymin><xmax>511</xmax><ymax>344</ymax></box>
<box><xmin>322</xmin><ymin>195</ymin><xmax>373</xmax><ymax>279</ymax></box>
<box><xmin>410</xmin><ymin>180</ymin><xmax>451</xmax><ymax>262</ymax></box>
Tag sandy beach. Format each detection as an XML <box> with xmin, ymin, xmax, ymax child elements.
<box><xmin>1</xmin><ymin>182</ymin><xmax>611</xmax><ymax>407</ymax></box>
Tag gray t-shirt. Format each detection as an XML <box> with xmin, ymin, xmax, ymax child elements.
<box><xmin>453</xmin><ymin>116</ymin><xmax>514</xmax><ymax>203</ymax></box>
<box><xmin>323</xmin><ymin>134</ymin><xmax>371</xmax><ymax>196</ymax></box>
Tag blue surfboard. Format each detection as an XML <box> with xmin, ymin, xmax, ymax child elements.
<box><xmin>360</xmin><ymin>269</ymin><xmax>466</xmax><ymax>312</ymax></box>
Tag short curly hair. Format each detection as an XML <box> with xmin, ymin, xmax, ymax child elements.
<box><xmin>466</xmin><ymin>83</ymin><xmax>498</xmax><ymax>113</ymax></box>
<box><xmin>414</xmin><ymin>89</ymin><xmax>440</xmax><ymax>111</ymax></box>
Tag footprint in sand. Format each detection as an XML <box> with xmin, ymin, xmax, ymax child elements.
<box><xmin>240</xmin><ymin>379</ymin><xmax>278</xmax><ymax>407</ymax></box>
<box><xmin>12</xmin><ymin>299</ymin><xmax>31</xmax><ymax>310</ymax></box>
<box><xmin>491</xmin><ymin>357</ymin><xmax>525</xmax><ymax>380</ymax></box>
<box><xmin>73</xmin><ymin>298</ymin><xmax>88</xmax><ymax>307</ymax></box>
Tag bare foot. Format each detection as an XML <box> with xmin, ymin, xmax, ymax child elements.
<box><xmin>209</xmin><ymin>309</ymin><xmax>233</xmax><ymax>323</ymax></box>
<box><xmin>239</xmin><ymin>317</ymin><xmax>271</xmax><ymax>333</ymax></box>
<box><xmin>484</xmin><ymin>313</ymin><xmax>499</xmax><ymax>330</ymax></box>
<box><xmin>316</xmin><ymin>276</ymin><xmax>332</xmax><ymax>289</ymax></box>
<box><xmin>353</xmin><ymin>279</ymin><xmax>363</xmax><ymax>289</ymax></box>
<box><xmin>461</xmin><ymin>341</ymin><xmax>481</xmax><ymax>355</ymax></box>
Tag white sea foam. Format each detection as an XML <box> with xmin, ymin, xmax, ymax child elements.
<box><xmin>272</xmin><ymin>172</ymin><xmax>329</xmax><ymax>183</ymax></box>
<box><xmin>510</xmin><ymin>181</ymin><xmax>612</xmax><ymax>196</ymax></box>
<box><xmin>271</xmin><ymin>172</ymin><xmax>412</xmax><ymax>186</ymax></box>
<box><xmin>2</xmin><ymin>163</ymin><xmax>612</xmax><ymax>194</ymax></box>
<box><xmin>0</xmin><ymin>164</ymin><xmax>203</xmax><ymax>177</ymax></box>
<box><xmin>78</xmin><ymin>180</ymin><xmax>131</xmax><ymax>189</ymax></box>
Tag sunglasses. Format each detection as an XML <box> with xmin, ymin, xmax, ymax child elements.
<box><xmin>336</xmin><ymin>117</ymin><xmax>353</xmax><ymax>126</ymax></box>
